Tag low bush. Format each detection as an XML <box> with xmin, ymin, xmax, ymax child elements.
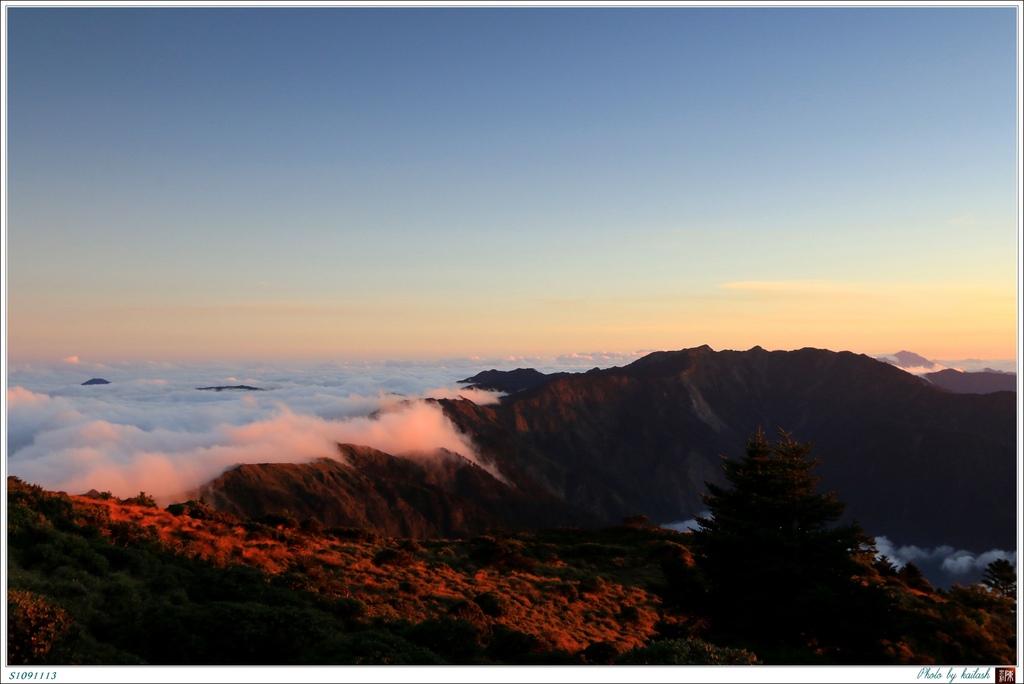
<box><xmin>473</xmin><ymin>591</ymin><xmax>509</xmax><ymax>617</ymax></box>
<box><xmin>7</xmin><ymin>589</ymin><xmax>71</xmax><ymax>664</ymax></box>
<box><xmin>616</xmin><ymin>638</ymin><xmax>759</xmax><ymax>665</ymax></box>
<box><xmin>120</xmin><ymin>492</ymin><xmax>158</xmax><ymax>508</ymax></box>
<box><xmin>372</xmin><ymin>549</ymin><xmax>416</xmax><ymax>567</ymax></box>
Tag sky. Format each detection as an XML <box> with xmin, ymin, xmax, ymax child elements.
<box><xmin>3</xmin><ymin>4</ymin><xmax>1021</xmax><ymax>365</ymax></box>
<box><xmin>1</xmin><ymin>9</ymin><xmax>1020</xmax><ymax>680</ymax></box>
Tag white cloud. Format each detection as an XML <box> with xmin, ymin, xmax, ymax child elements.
<box><xmin>946</xmin><ymin>212</ymin><xmax>979</xmax><ymax>227</ymax></box>
<box><xmin>6</xmin><ymin>386</ymin><xmax>85</xmax><ymax>453</ymax></box>
<box><xmin>936</xmin><ymin>358</ymin><xmax>1017</xmax><ymax>374</ymax></box>
<box><xmin>7</xmin><ymin>386</ymin><xmax>52</xmax><ymax>408</ymax></box>
<box><xmin>718</xmin><ymin>280</ymin><xmax>842</xmax><ymax>294</ymax></box>
<box><xmin>874</xmin><ymin>536</ymin><xmax>1016</xmax><ymax>579</ymax></box>
<box><xmin>892</xmin><ymin>364</ymin><xmax>948</xmax><ymax>377</ymax></box>
<box><xmin>661</xmin><ymin>512</ymin><xmax>710</xmax><ymax>533</ymax></box>
<box><xmin>554</xmin><ymin>350</ymin><xmax>646</xmax><ymax>367</ymax></box>
<box><xmin>5</xmin><ymin>361</ymin><xmax>512</xmax><ymax>504</ymax></box>
<box><xmin>422</xmin><ymin>385</ymin><xmax>503</xmax><ymax>405</ymax></box>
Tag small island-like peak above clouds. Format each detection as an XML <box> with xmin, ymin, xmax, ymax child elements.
<box><xmin>874</xmin><ymin>350</ymin><xmax>1016</xmax><ymax>394</ymax></box>
<box><xmin>877</xmin><ymin>350</ymin><xmax>936</xmax><ymax>370</ymax></box>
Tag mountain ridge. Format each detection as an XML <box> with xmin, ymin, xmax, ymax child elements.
<box><xmin>438</xmin><ymin>346</ymin><xmax>1016</xmax><ymax>552</ymax></box>
<box><xmin>195</xmin><ymin>346</ymin><xmax>1015</xmax><ymax>557</ymax></box>
<box><xmin>197</xmin><ymin>443</ymin><xmax>589</xmax><ymax>538</ymax></box>
<box><xmin>923</xmin><ymin>368</ymin><xmax>1017</xmax><ymax>394</ymax></box>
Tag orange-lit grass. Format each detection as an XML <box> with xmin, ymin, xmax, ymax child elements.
<box><xmin>67</xmin><ymin>495</ymin><xmax>664</xmax><ymax>653</ymax></box>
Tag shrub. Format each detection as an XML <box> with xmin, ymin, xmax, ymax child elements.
<box><xmin>582</xmin><ymin>640</ymin><xmax>620</xmax><ymax>664</ymax></box>
<box><xmin>327</xmin><ymin>527</ymin><xmax>378</xmax><ymax>542</ymax></box>
<box><xmin>551</xmin><ymin>582</ymin><xmax>579</xmax><ymax>600</ymax></box>
<box><xmin>448</xmin><ymin>599</ymin><xmax>487</xmax><ymax>627</ymax></box>
<box><xmin>616</xmin><ymin>638</ymin><xmax>759</xmax><ymax>665</ymax></box>
<box><xmin>107</xmin><ymin>520</ymin><xmax>158</xmax><ymax>548</ymax></box>
<box><xmin>468</xmin><ymin>536</ymin><xmax>505</xmax><ymax>565</ymax></box>
<box><xmin>257</xmin><ymin>512</ymin><xmax>299</xmax><ymax>530</ymax></box>
<box><xmin>618</xmin><ymin>605</ymin><xmax>643</xmax><ymax>623</ymax></box>
<box><xmin>473</xmin><ymin>591</ymin><xmax>509</xmax><ymax>617</ymax></box>
<box><xmin>405</xmin><ymin>617</ymin><xmax>483</xmax><ymax>662</ymax></box>
<box><xmin>499</xmin><ymin>553</ymin><xmax>537</xmax><ymax>573</ymax></box>
<box><xmin>7</xmin><ymin>589</ymin><xmax>71</xmax><ymax>664</ymax></box>
<box><xmin>332</xmin><ymin>597</ymin><xmax>366</xmax><ymax>621</ymax></box>
<box><xmin>166</xmin><ymin>500</ymin><xmax>215</xmax><ymax>519</ymax></box>
<box><xmin>307</xmin><ymin>629</ymin><xmax>445</xmax><ymax>665</ymax></box>
<box><xmin>900</xmin><ymin>562</ymin><xmax>934</xmax><ymax>593</ymax></box>
<box><xmin>621</xmin><ymin>514</ymin><xmax>652</xmax><ymax>528</ymax></box>
<box><xmin>485</xmin><ymin>625</ymin><xmax>543</xmax><ymax>662</ymax></box>
<box><xmin>398</xmin><ymin>539</ymin><xmax>423</xmax><ymax>553</ymax></box>
<box><xmin>468</xmin><ymin>535</ymin><xmax>536</xmax><ymax>572</ymax></box>
<box><xmin>372</xmin><ymin>549</ymin><xmax>416</xmax><ymax>567</ymax></box>
<box><xmin>300</xmin><ymin>517</ymin><xmax>325</xmax><ymax>536</ymax></box>
<box><xmin>121</xmin><ymin>492</ymin><xmax>158</xmax><ymax>508</ymax></box>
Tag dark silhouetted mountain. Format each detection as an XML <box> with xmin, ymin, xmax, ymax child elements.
<box><xmin>458</xmin><ymin>368</ymin><xmax>569</xmax><ymax>393</ymax></box>
<box><xmin>438</xmin><ymin>346</ymin><xmax>1015</xmax><ymax>553</ymax></box>
<box><xmin>193</xmin><ymin>346</ymin><xmax>1015</xmax><ymax>556</ymax></box>
<box><xmin>923</xmin><ymin>369</ymin><xmax>1017</xmax><ymax>394</ymax></box>
<box><xmin>81</xmin><ymin>378</ymin><xmax>110</xmax><ymax>385</ymax></box>
<box><xmin>198</xmin><ymin>444</ymin><xmax>588</xmax><ymax>538</ymax></box>
<box><xmin>196</xmin><ymin>385</ymin><xmax>264</xmax><ymax>392</ymax></box>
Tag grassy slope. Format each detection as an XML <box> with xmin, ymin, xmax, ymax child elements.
<box><xmin>6</xmin><ymin>477</ymin><xmax>1015</xmax><ymax>666</ymax></box>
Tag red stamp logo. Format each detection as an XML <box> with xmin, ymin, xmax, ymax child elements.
<box><xmin>996</xmin><ymin>668</ymin><xmax>1016</xmax><ymax>683</ymax></box>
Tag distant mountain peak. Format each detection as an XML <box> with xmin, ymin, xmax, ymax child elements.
<box><xmin>438</xmin><ymin>345</ymin><xmax>1015</xmax><ymax>557</ymax></box>
<box><xmin>81</xmin><ymin>378</ymin><xmax>110</xmax><ymax>385</ymax></box>
<box><xmin>892</xmin><ymin>351</ymin><xmax>935</xmax><ymax>368</ymax></box>
<box><xmin>458</xmin><ymin>368</ymin><xmax>570</xmax><ymax>394</ymax></box>
<box><xmin>876</xmin><ymin>351</ymin><xmax>936</xmax><ymax>370</ymax></box>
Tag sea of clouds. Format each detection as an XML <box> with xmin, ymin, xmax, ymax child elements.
<box><xmin>5</xmin><ymin>352</ymin><xmax>647</xmax><ymax>503</ymax></box>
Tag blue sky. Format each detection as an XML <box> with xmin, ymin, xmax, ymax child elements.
<box><xmin>4</xmin><ymin>5</ymin><xmax>1019</xmax><ymax>363</ymax></box>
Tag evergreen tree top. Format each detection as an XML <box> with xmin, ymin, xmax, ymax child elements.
<box><xmin>694</xmin><ymin>428</ymin><xmax>859</xmax><ymax>548</ymax></box>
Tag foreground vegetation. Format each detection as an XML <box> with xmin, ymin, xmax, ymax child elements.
<box><xmin>7</xmin><ymin>433</ymin><xmax>1016</xmax><ymax>665</ymax></box>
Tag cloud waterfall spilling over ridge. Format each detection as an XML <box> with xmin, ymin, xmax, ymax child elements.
<box><xmin>6</xmin><ymin>361</ymin><xmax>508</xmax><ymax>504</ymax></box>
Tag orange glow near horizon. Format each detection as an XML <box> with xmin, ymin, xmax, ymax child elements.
<box><xmin>5</xmin><ymin>278</ymin><xmax>1017</xmax><ymax>365</ymax></box>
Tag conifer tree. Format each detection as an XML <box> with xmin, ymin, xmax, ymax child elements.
<box><xmin>981</xmin><ymin>558</ymin><xmax>1017</xmax><ymax>604</ymax></box>
<box><xmin>689</xmin><ymin>429</ymin><xmax>894</xmax><ymax>663</ymax></box>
